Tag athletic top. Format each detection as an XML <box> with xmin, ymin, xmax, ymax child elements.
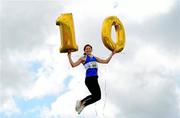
<box><xmin>83</xmin><ymin>55</ymin><xmax>98</xmax><ymax>77</ymax></box>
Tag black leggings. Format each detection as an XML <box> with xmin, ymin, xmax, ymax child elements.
<box><xmin>81</xmin><ymin>76</ymin><xmax>101</xmax><ymax>106</ymax></box>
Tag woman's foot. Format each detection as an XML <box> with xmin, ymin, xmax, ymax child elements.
<box><xmin>75</xmin><ymin>100</ymin><xmax>85</xmax><ymax>114</ymax></box>
<box><xmin>75</xmin><ymin>100</ymin><xmax>81</xmax><ymax>112</ymax></box>
<box><xmin>77</xmin><ymin>103</ymin><xmax>85</xmax><ymax>114</ymax></box>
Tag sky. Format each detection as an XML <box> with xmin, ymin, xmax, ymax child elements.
<box><xmin>0</xmin><ymin>0</ymin><xmax>180</xmax><ymax>118</ymax></box>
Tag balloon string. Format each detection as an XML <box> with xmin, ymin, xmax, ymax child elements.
<box><xmin>95</xmin><ymin>103</ymin><xmax>98</xmax><ymax>118</ymax></box>
<box><xmin>103</xmin><ymin>75</ymin><xmax>107</xmax><ymax>118</ymax></box>
<box><xmin>94</xmin><ymin>68</ymin><xmax>108</xmax><ymax>118</ymax></box>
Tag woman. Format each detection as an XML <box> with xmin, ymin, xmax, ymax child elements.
<box><xmin>67</xmin><ymin>44</ymin><xmax>116</xmax><ymax>114</ymax></box>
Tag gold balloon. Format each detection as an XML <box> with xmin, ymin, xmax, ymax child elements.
<box><xmin>56</xmin><ymin>13</ymin><xmax>78</xmax><ymax>53</ymax></box>
<box><xmin>101</xmin><ymin>16</ymin><xmax>125</xmax><ymax>53</ymax></box>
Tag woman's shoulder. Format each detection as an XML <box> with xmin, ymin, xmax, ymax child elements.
<box><xmin>92</xmin><ymin>55</ymin><xmax>97</xmax><ymax>59</ymax></box>
<box><xmin>81</xmin><ymin>55</ymin><xmax>87</xmax><ymax>59</ymax></box>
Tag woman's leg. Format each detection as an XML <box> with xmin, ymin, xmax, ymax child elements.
<box><xmin>81</xmin><ymin>76</ymin><xmax>101</xmax><ymax>106</ymax></box>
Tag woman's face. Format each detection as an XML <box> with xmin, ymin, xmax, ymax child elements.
<box><xmin>84</xmin><ymin>46</ymin><xmax>92</xmax><ymax>55</ymax></box>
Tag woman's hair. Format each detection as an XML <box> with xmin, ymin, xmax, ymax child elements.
<box><xmin>84</xmin><ymin>44</ymin><xmax>92</xmax><ymax>51</ymax></box>
<box><xmin>83</xmin><ymin>44</ymin><xmax>92</xmax><ymax>55</ymax></box>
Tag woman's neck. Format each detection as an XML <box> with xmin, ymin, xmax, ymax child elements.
<box><xmin>87</xmin><ymin>54</ymin><xmax>93</xmax><ymax>57</ymax></box>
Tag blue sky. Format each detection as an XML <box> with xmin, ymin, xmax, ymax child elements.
<box><xmin>8</xmin><ymin>96</ymin><xmax>57</xmax><ymax>118</ymax></box>
<box><xmin>0</xmin><ymin>70</ymin><xmax>73</xmax><ymax>118</ymax></box>
<box><xmin>29</xmin><ymin>61</ymin><xmax>42</xmax><ymax>74</ymax></box>
<box><xmin>0</xmin><ymin>96</ymin><xmax>57</xmax><ymax>118</ymax></box>
<box><xmin>0</xmin><ymin>0</ymin><xmax>180</xmax><ymax>118</ymax></box>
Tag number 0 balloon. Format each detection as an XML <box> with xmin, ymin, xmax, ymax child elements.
<box><xmin>101</xmin><ymin>16</ymin><xmax>125</xmax><ymax>53</ymax></box>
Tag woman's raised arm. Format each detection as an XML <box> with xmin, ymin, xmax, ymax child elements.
<box><xmin>95</xmin><ymin>51</ymin><xmax>116</xmax><ymax>64</ymax></box>
<box><xmin>67</xmin><ymin>51</ymin><xmax>84</xmax><ymax>67</ymax></box>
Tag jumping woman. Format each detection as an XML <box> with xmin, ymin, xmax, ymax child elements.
<box><xmin>67</xmin><ymin>44</ymin><xmax>116</xmax><ymax>114</ymax></box>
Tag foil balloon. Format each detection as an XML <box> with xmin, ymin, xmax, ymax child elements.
<box><xmin>101</xmin><ymin>16</ymin><xmax>125</xmax><ymax>53</ymax></box>
<box><xmin>56</xmin><ymin>13</ymin><xmax>78</xmax><ymax>53</ymax></box>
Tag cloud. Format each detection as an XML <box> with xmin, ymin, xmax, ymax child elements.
<box><xmin>1</xmin><ymin>0</ymin><xmax>179</xmax><ymax>118</ymax></box>
<box><xmin>104</xmin><ymin>46</ymin><xmax>180</xmax><ymax>118</ymax></box>
<box><xmin>0</xmin><ymin>0</ymin><xmax>65</xmax><ymax>114</ymax></box>
<box><xmin>0</xmin><ymin>95</ymin><xmax>20</xmax><ymax>116</ymax></box>
<box><xmin>1</xmin><ymin>1</ymin><xmax>62</xmax><ymax>52</ymax></box>
<box><xmin>39</xmin><ymin>45</ymin><xmax>180</xmax><ymax>118</ymax></box>
<box><xmin>127</xmin><ymin>1</ymin><xmax>180</xmax><ymax>55</ymax></box>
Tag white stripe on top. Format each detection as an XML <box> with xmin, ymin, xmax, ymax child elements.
<box><xmin>84</xmin><ymin>61</ymin><xmax>98</xmax><ymax>70</ymax></box>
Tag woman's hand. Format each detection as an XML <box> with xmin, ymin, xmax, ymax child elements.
<box><xmin>112</xmin><ymin>50</ymin><xmax>117</xmax><ymax>55</ymax></box>
<box><xmin>67</xmin><ymin>49</ymin><xmax>72</xmax><ymax>55</ymax></box>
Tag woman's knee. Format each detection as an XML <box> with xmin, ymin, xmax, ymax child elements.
<box><xmin>97</xmin><ymin>95</ymin><xmax>101</xmax><ymax>101</ymax></box>
<box><xmin>94</xmin><ymin>94</ymin><xmax>101</xmax><ymax>101</ymax></box>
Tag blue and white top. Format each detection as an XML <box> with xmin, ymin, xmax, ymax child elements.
<box><xmin>83</xmin><ymin>55</ymin><xmax>98</xmax><ymax>77</ymax></box>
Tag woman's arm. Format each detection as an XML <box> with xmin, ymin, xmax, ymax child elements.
<box><xmin>67</xmin><ymin>51</ymin><xmax>84</xmax><ymax>67</ymax></box>
<box><xmin>95</xmin><ymin>51</ymin><xmax>115</xmax><ymax>64</ymax></box>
